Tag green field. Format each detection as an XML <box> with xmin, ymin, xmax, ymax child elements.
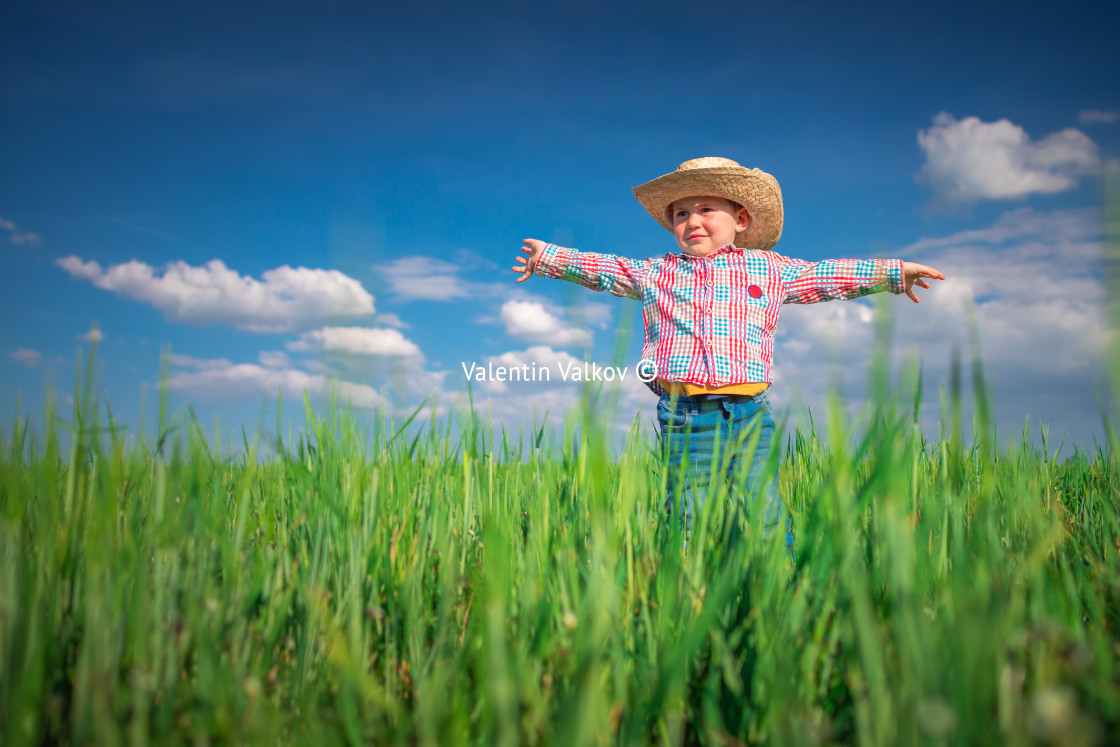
<box><xmin>2</xmin><ymin>358</ymin><xmax>1119</xmax><ymax>746</ymax></box>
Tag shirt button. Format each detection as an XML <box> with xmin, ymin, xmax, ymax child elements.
<box><xmin>706</xmin><ymin>280</ymin><xmax>713</xmax><ymax>286</ymax></box>
<box><xmin>706</xmin><ymin>307</ymin><xmax>712</xmax><ymax>314</ymax></box>
<box><xmin>706</xmin><ymin>340</ymin><xmax>713</xmax><ymax>347</ymax></box>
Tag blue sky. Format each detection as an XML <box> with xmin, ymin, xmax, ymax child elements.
<box><xmin>2</xmin><ymin>0</ymin><xmax>1118</xmax><ymax>452</ymax></box>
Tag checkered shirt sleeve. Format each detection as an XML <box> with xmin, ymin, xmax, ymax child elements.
<box><xmin>776</xmin><ymin>253</ymin><xmax>905</xmax><ymax>304</ymax></box>
<box><xmin>534</xmin><ymin>244</ymin><xmax>650</xmax><ymax>301</ymax></box>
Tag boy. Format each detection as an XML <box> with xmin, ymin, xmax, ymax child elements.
<box><xmin>511</xmin><ymin>157</ymin><xmax>943</xmax><ymax>550</ymax></box>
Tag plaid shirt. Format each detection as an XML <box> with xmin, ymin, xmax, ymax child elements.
<box><xmin>535</xmin><ymin>243</ymin><xmax>905</xmax><ymax>395</ymax></box>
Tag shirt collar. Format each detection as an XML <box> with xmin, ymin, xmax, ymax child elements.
<box><xmin>673</xmin><ymin>243</ymin><xmax>742</xmax><ymax>260</ymax></box>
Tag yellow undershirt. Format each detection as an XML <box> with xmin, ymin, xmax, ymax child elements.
<box><xmin>658</xmin><ymin>379</ymin><xmax>770</xmax><ymax>397</ymax></box>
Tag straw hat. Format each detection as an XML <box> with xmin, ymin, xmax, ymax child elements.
<box><xmin>632</xmin><ymin>157</ymin><xmax>784</xmax><ymax>250</ymax></box>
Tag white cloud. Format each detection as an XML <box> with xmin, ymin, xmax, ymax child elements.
<box><xmin>449</xmin><ymin>344</ymin><xmax>653</xmax><ymax>437</ymax></box>
<box><xmin>774</xmin><ymin>207</ymin><xmax>1107</xmax><ymax>445</ymax></box>
<box><xmin>0</xmin><ymin>217</ymin><xmax>42</xmax><ymax>247</ymax></box>
<box><xmin>56</xmin><ymin>256</ymin><xmax>374</xmax><ymax>333</ymax></box>
<box><xmin>11</xmin><ymin>348</ymin><xmax>41</xmax><ymax>368</ymax></box>
<box><xmin>286</xmin><ymin>327</ymin><xmax>446</xmax><ymax>404</ymax></box>
<box><xmin>903</xmin><ymin>207</ymin><xmax>1098</xmax><ymax>254</ymax></box>
<box><xmin>286</xmin><ymin>326</ymin><xmax>422</xmax><ymax>357</ymax></box>
<box><xmin>76</xmin><ymin>327</ymin><xmax>104</xmax><ymax>343</ymax></box>
<box><xmin>375</xmin><ymin>312</ymin><xmax>409</xmax><ymax>329</ymax></box>
<box><xmin>57</xmin><ymin>256</ymin><xmax>101</xmax><ymax>279</ymax></box>
<box><xmin>168</xmin><ymin>356</ymin><xmax>382</xmax><ymax>409</ymax></box>
<box><xmin>490</xmin><ymin>345</ymin><xmax>583</xmax><ymax>370</ymax></box>
<box><xmin>500</xmin><ymin>299</ymin><xmax>593</xmax><ymax>347</ymax></box>
<box><xmin>377</xmin><ymin>257</ymin><xmax>469</xmax><ymax>300</ymax></box>
<box><xmin>917</xmin><ymin>112</ymin><xmax>1100</xmax><ymax>204</ymax></box>
<box><xmin>167</xmin><ymin>339</ymin><xmax>451</xmax><ymax>415</ymax></box>
<box><xmin>374</xmin><ymin>253</ymin><xmax>515</xmax><ymax>303</ymax></box>
<box><xmin>297</xmin><ymin>357</ymin><xmax>331</xmax><ymax>374</ymax></box>
<box><xmin>169</xmin><ymin>353</ymin><xmax>234</xmax><ymax>370</ymax></box>
<box><xmin>1079</xmin><ymin>110</ymin><xmax>1119</xmax><ymax>125</ymax></box>
<box><xmin>466</xmin><ymin>345</ymin><xmax>584</xmax><ymax>395</ymax></box>
<box><xmin>258</xmin><ymin>350</ymin><xmax>291</xmax><ymax>369</ymax></box>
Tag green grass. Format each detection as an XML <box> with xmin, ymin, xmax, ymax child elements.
<box><xmin>1</xmin><ymin>354</ymin><xmax>1119</xmax><ymax>746</ymax></box>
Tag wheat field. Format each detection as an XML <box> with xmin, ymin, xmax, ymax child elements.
<box><xmin>1</xmin><ymin>353</ymin><xmax>1118</xmax><ymax>746</ymax></box>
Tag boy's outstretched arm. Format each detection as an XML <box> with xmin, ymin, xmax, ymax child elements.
<box><xmin>510</xmin><ymin>238</ymin><xmax>650</xmax><ymax>299</ymax></box>
<box><xmin>781</xmin><ymin>255</ymin><xmax>945</xmax><ymax>305</ymax></box>
<box><xmin>902</xmin><ymin>262</ymin><xmax>945</xmax><ymax>303</ymax></box>
<box><xmin>512</xmin><ymin>238</ymin><xmax>545</xmax><ymax>283</ymax></box>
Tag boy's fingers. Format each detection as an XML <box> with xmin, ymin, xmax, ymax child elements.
<box><xmin>904</xmin><ymin>263</ymin><xmax>945</xmax><ymax>280</ymax></box>
<box><xmin>514</xmin><ymin>239</ymin><xmax>542</xmax><ymax>281</ymax></box>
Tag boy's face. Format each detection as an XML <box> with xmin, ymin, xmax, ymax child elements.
<box><xmin>670</xmin><ymin>196</ymin><xmax>751</xmax><ymax>257</ymax></box>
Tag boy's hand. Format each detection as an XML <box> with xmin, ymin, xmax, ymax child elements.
<box><xmin>902</xmin><ymin>262</ymin><xmax>945</xmax><ymax>303</ymax></box>
<box><xmin>513</xmin><ymin>238</ymin><xmax>546</xmax><ymax>283</ymax></box>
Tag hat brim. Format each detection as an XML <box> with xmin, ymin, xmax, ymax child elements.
<box><xmin>632</xmin><ymin>165</ymin><xmax>784</xmax><ymax>250</ymax></box>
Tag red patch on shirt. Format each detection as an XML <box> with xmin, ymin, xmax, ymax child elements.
<box><xmin>747</xmin><ymin>285</ymin><xmax>763</xmax><ymax>298</ymax></box>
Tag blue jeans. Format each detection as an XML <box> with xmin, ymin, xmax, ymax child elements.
<box><xmin>657</xmin><ymin>390</ymin><xmax>794</xmax><ymax>553</ymax></box>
